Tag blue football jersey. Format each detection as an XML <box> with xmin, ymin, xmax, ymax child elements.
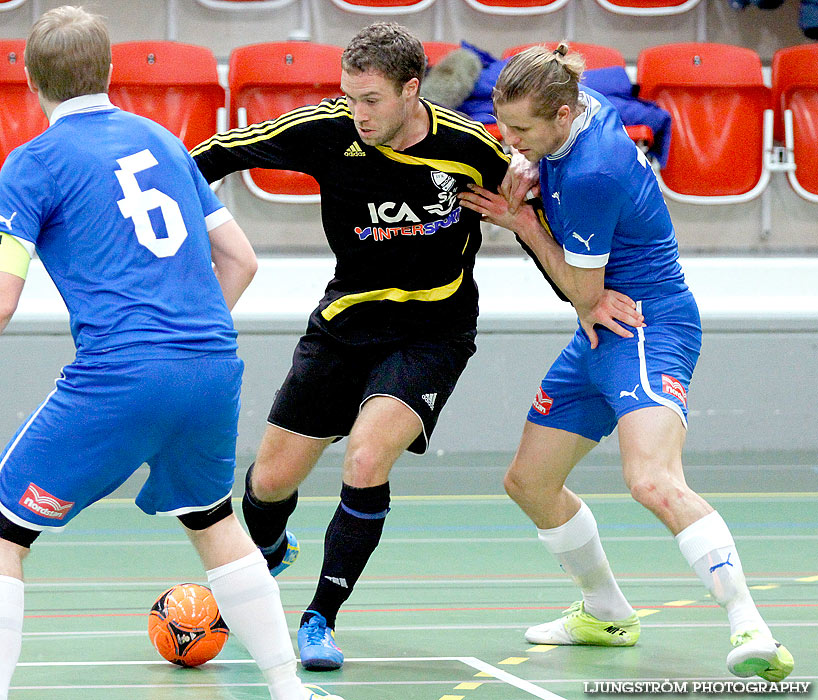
<box><xmin>0</xmin><ymin>95</ymin><xmax>237</xmax><ymax>359</ymax></box>
<box><xmin>539</xmin><ymin>88</ymin><xmax>687</xmax><ymax>300</ymax></box>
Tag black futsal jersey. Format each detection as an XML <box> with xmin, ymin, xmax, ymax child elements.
<box><xmin>191</xmin><ymin>98</ymin><xmax>510</xmax><ymax>345</ymax></box>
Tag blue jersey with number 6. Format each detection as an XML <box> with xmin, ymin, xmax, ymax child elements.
<box><xmin>0</xmin><ymin>95</ymin><xmax>237</xmax><ymax>360</ymax></box>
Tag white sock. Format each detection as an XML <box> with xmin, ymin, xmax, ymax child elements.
<box><xmin>207</xmin><ymin>550</ymin><xmax>302</xmax><ymax>700</ymax></box>
<box><xmin>676</xmin><ymin>511</ymin><xmax>769</xmax><ymax>637</ymax></box>
<box><xmin>0</xmin><ymin>576</ymin><xmax>24</xmax><ymax>700</ymax></box>
<box><xmin>537</xmin><ymin>501</ymin><xmax>634</xmax><ymax>621</ymax></box>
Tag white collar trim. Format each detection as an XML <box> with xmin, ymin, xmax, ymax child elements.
<box><xmin>546</xmin><ymin>92</ymin><xmax>601</xmax><ymax>161</ymax></box>
<box><xmin>49</xmin><ymin>93</ymin><xmax>117</xmax><ymax>126</ymax></box>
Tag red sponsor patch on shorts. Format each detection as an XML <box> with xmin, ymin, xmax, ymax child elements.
<box><xmin>533</xmin><ymin>387</ymin><xmax>553</xmax><ymax>416</ymax></box>
<box><xmin>661</xmin><ymin>374</ymin><xmax>687</xmax><ymax>408</ymax></box>
<box><xmin>18</xmin><ymin>483</ymin><xmax>74</xmax><ymax>520</ymax></box>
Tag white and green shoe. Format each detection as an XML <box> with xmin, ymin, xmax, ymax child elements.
<box><xmin>727</xmin><ymin>630</ymin><xmax>794</xmax><ymax>682</ymax></box>
<box><xmin>525</xmin><ymin>601</ymin><xmax>640</xmax><ymax>646</ymax></box>
<box><xmin>303</xmin><ymin>684</ymin><xmax>344</xmax><ymax>700</ymax></box>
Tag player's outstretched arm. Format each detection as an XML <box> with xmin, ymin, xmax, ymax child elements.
<box><xmin>0</xmin><ymin>232</ymin><xmax>29</xmax><ymax>334</ymax></box>
<box><xmin>0</xmin><ymin>271</ymin><xmax>25</xmax><ymax>335</ymax></box>
<box><xmin>208</xmin><ymin>219</ymin><xmax>258</xmax><ymax>311</ymax></box>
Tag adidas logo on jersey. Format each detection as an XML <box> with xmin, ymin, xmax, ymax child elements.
<box><xmin>421</xmin><ymin>393</ymin><xmax>437</xmax><ymax>410</ymax></box>
<box><xmin>324</xmin><ymin>575</ymin><xmax>349</xmax><ymax>588</ymax></box>
<box><xmin>344</xmin><ymin>142</ymin><xmax>366</xmax><ymax>157</ymax></box>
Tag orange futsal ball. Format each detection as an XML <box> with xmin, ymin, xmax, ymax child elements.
<box><xmin>148</xmin><ymin>583</ymin><xmax>229</xmax><ymax>667</ymax></box>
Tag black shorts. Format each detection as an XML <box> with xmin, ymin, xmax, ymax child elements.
<box><xmin>268</xmin><ymin>328</ymin><xmax>477</xmax><ymax>454</ymax></box>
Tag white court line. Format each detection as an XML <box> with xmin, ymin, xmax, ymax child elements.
<box><xmin>23</xmin><ymin>620</ymin><xmax>818</xmax><ymax>639</ymax></box>
<box><xmin>15</xmin><ymin>656</ymin><xmax>563</xmax><ymax>699</ymax></box>
<box><xmin>33</xmin><ymin>533</ymin><xmax>818</xmax><ymax>546</ymax></box>
<box><xmin>459</xmin><ymin>657</ymin><xmax>566</xmax><ymax>700</ymax></box>
<box><xmin>22</xmin><ymin>573</ymin><xmax>813</xmax><ymax>589</ymax></box>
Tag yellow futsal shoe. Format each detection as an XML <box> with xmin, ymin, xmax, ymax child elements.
<box><xmin>303</xmin><ymin>683</ymin><xmax>344</xmax><ymax>700</ymax></box>
<box><xmin>525</xmin><ymin>601</ymin><xmax>640</xmax><ymax>646</ymax></box>
<box><xmin>727</xmin><ymin>630</ymin><xmax>794</xmax><ymax>682</ymax></box>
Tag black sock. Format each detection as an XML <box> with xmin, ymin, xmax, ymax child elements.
<box><xmin>302</xmin><ymin>482</ymin><xmax>391</xmax><ymax>629</ymax></box>
<box><xmin>241</xmin><ymin>463</ymin><xmax>298</xmax><ymax>566</ymax></box>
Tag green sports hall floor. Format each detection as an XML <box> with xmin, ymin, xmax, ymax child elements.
<box><xmin>11</xmin><ymin>452</ymin><xmax>818</xmax><ymax>699</ymax></box>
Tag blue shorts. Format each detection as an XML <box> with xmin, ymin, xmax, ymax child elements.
<box><xmin>0</xmin><ymin>354</ymin><xmax>243</xmax><ymax>531</ymax></box>
<box><xmin>527</xmin><ymin>291</ymin><xmax>702</xmax><ymax>442</ymax></box>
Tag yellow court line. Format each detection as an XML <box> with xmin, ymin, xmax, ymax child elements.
<box><xmin>499</xmin><ymin>657</ymin><xmax>529</xmax><ymax>665</ymax></box>
<box><xmin>474</xmin><ymin>671</ymin><xmax>494</xmax><ymax>678</ymax></box>
<box><xmin>664</xmin><ymin>600</ymin><xmax>697</xmax><ymax>607</ymax></box>
<box><xmin>454</xmin><ymin>682</ymin><xmax>484</xmax><ymax>690</ymax></box>
<box><xmin>528</xmin><ymin>644</ymin><xmax>557</xmax><ymax>653</ymax></box>
<box><xmin>749</xmin><ymin>584</ymin><xmax>780</xmax><ymax>590</ymax></box>
<box><xmin>636</xmin><ymin>609</ymin><xmax>661</xmax><ymax>617</ymax></box>
<box><xmin>796</xmin><ymin>575</ymin><xmax>818</xmax><ymax>582</ymax></box>
<box><xmin>439</xmin><ymin>696</ymin><xmax>465</xmax><ymax>700</ymax></box>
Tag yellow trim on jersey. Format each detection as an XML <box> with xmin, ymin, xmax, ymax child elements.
<box><xmin>0</xmin><ymin>233</ymin><xmax>31</xmax><ymax>280</ymax></box>
<box><xmin>376</xmin><ymin>146</ymin><xmax>484</xmax><ymax>187</ymax></box>
<box><xmin>320</xmin><ymin>269</ymin><xmax>465</xmax><ymax>321</ymax></box>
<box><xmin>536</xmin><ymin>207</ymin><xmax>554</xmax><ymax>237</ymax></box>
<box><xmin>420</xmin><ymin>98</ymin><xmax>439</xmax><ymax>135</ymax></box>
<box><xmin>430</xmin><ymin>104</ymin><xmax>508</xmax><ymax>160</ymax></box>
<box><xmin>190</xmin><ymin>100</ymin><xmax>351</xmax><ymax>157</ymax></box>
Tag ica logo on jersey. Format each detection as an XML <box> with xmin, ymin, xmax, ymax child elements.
<box><xmin>355</xmin><ymin>171</ymin><xmax>462</xmax><ymax>243</ymax></box>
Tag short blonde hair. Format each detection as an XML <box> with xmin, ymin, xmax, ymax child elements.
<box><xmin>493</xmin><ymin>42</ymin><xmax>585</xmax><ymax>120</ymax></box>
<box><xmin>25</xmin><ymin>5</ymin><xmax>110</xmax><ymax>103</ymax></box>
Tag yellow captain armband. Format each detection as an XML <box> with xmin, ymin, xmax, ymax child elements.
<box><xmin>0</xmin><ymin>232</ymin><xmax>32</xmax><ymax>280</ymax></box>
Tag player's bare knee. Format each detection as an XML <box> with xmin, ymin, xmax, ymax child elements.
<box><xmin>629</xmin><ymin>475</ymin><xmax>688</xmax><ymax>517</ymax></box>
<box><xmin>503</xmin><ymin>467</ymin><xmax>527</xmax><ymax>503</ymax></box>
<box><xmin>249</xmin><ymin>460</ymin><xmax>299</xmax><ymax>502</ymax></box>
<box><xmin>344</xmin><ymin>445</ymin><xmax>391</xmax><ymax>487</ymax></box>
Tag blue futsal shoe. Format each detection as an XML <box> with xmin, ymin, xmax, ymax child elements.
<box><xmin>298</xmin><ymin>611</ymin><xmax>344</xmax><ymax>670</ymax></box>
<box><xmin>263</xmin><ymin>530</ymin><xmax>299</xmax><ymax>576</ymax></box>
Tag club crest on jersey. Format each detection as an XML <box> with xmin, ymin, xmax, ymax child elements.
<box><xmin>19</xmin><ymin>483</ymin><xmax>74</xmax><ymax>520</ymax></box>
<box><xmin>533</xmin><ymin>387</ymin><xmax>553</xmax><ymax>416</ymax></box>
<box><xmin>661</xmin><ymin>374</ymin><xmax>687</xmax><ymax>407</ymax></box>
<box><xmin>424</xmin><ymin>171</ymin><xmax>457</xmax><ymax>217</ymax></box>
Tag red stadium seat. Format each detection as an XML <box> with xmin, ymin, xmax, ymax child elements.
<box><xmin>195</xmin><ymin>0</ymin><xmax>297</xmax><ymax>9</ymax></box>
<box><xmin>228</xmin><ymin>42</ymin><xmax>344</xmax><ymax>202</ymax></box>
<box><xmin>423</xmin><ymin>41</ymin><xmax>460</xmax><ymax>67</ymax></box>
<box><xmin>594</xmin><ymin>0</ymin><xmax>702</xmax><ymax>14</ymax></box>
<box><xmin>461</xmin><ymin>0</ymin><xmax>570</xmax><ymax>14</ymax></box>
<box><xmin>110</xmin><ymin>42</ymin><xmax>226</xmax><ymax>152</ymax></box>
<box><xmin>0</xmin><ymin>0</ymin><xmax>28</xmax><ymax>10</ymax></box>
<box><xmin>637</xmin><ymin>43</ymin><xmax>772</xmax><ymax>203</ymax></box>
<box><xmin>327</xmin><ymin>0</ymin><xmax>436</xmax><ymax>13</ymax></box>
<box><xmin>772</xmin><ymin>44</ymin><xmax>818</xmax><ymax>202</ymax></box>
<box><xmin>0</xmin><ymin>40</ymin><xmax>48</xmax><ymax>167</ymax></box>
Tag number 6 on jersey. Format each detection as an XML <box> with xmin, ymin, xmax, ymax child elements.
<box><xmin>115</xmin><ymin>149</ymin><xmax>188</xmax><ymax>258</ymax></box>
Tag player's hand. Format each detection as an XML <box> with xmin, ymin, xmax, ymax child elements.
<box><xmin>499</xmin><ymin>148</ymin><xmax>540</xmax><ymax>213</ymax></box>
<box><xmin>578</xmin><ymin>290</ymin><xmax>645</xmax><ymax>350</ymax></box>
<box><xmin>458</xmin><ymin>183</ymin><xmax>537</xmax><ymax>232</ymax></box>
